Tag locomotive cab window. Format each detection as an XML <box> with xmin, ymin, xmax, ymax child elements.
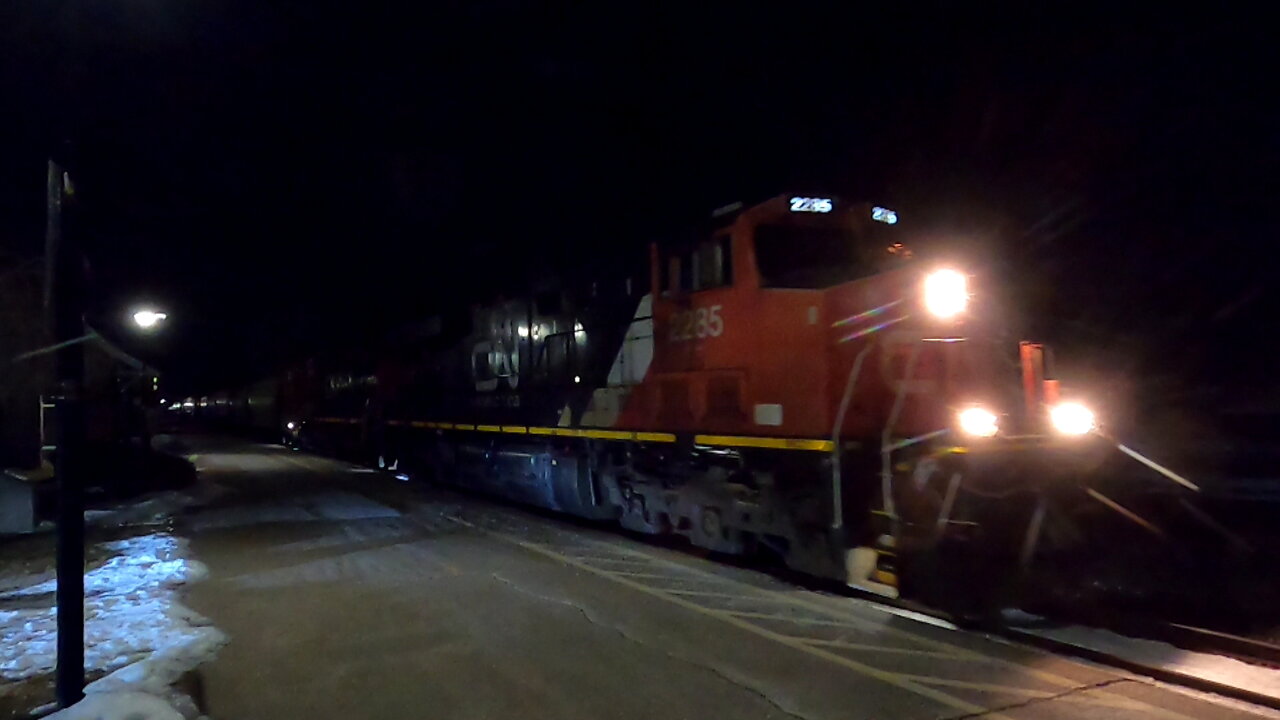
<box><xmin>662</xmin><ymin>236</ymin><xmax>733</xmax><ymax>295</ymax></box>
<box><xmin>754</xmin><ymin>224</ymin><xmax>906</xmax><ymax>289</ymax></box>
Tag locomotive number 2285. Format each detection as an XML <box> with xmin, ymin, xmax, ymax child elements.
<box><xmin>669</xmin><ymin>305</ymin><xmax>724</xmax><ymax>342</ymax></box>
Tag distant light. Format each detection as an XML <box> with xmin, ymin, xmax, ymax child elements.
<box><xmin>394</xmin><ymin>473</ymin><xmax>411</xmax><ymax>482</ymax></box>
<box><xmin>286</xmin><ymin>421</ymin><xmax>296</xmax><ymax>431</ymax></box>
<box><xmin>517</xmin><ymin>325</ymin><xmax>529</xmax><ymax>338</ymax></box>
<box><xmin>1050</xmin><ymin>403</ymin><xmax>1096</xmax><ymax>436</ymax></box>
<box><xmin>160</xmin><ymin>398</ymin><xmax>167</xmax><ymax>404</ymax></box>
<box><xmin>132</xmin><ymin>309</ymin><xmax>168</xmax><ymax>330</ymax></box>
<box><xmin>574</xmin><ymin>375</ymin><xmax>581</xmax><ymax>383</ymax></box>
<box><xmin>872</xmin><ymin>206</ymin><xmax>898</xmax><ymax>224</ymax></box>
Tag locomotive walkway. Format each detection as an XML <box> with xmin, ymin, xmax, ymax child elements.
<box><xmin>172</xmin><ymin>436</ymin><xmax>1273</xmax><ymax>720</ymax></box>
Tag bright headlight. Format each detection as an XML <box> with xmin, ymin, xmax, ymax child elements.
<box><xmin>1050</xmin><ymin>403</ymin><xmax>1095</xmax><ymax>436</ymax></box>
<box><xmin>286</xmin><ymin>421</ymin><xmax>297</xmax><ymax>431</ymax></box>
<box><xmin>923</xmin><ymin>269</ymin><xmax>968</xmax><ymax>319</ymax></box>
<box><xmin>957</xmin><ymin>407</ymin><xmax>999</xmax><ymax>438</ymax></box>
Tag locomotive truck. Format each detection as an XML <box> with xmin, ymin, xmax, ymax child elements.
<box><xmin>205</xmin><ymin>194</ymin><xmax>1117</xmax><ymax>600</ymax></box>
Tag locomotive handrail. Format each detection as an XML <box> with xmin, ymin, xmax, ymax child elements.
<box><xmin>527</xmin><ymin>315</ymin><xmax>655</xmax><ymax>383</ymax></box>
<box><xmin>881</xmin><ymin>341</ymin><xmax>922</xmax><ymax>526</ymax></box>
<box><xmin>529</xmin><ymin>328</ymin><xmax>578</xmax><ymax>380</ymax></box>
<box><xmin>829</xmin><ymin>339</ymin><xmax>876</xmax><ymax>530</ymax></box>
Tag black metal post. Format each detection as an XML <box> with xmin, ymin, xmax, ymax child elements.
<box><xmin>49</xmin><ymin>158</ymin><xmax>86</xmax><ymax>707</ymax></box>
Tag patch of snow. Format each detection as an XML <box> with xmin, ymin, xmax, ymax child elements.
<box><xmin>41</xmin><ymin>691</ymin><xmax>184</xmax><ymax>720</ymax></box>
<box><xmin>1023</xmin><ymin>624</ymin><xmax>1280</xmax><ymax>703</ymax></box>
<box><xmin>0</xmin><ymin>532</ymin><xmax>226</xmax><ymax>692</ymax></box>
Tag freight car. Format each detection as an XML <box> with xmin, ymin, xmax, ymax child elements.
<box><xmin>240</xmin><ymin>195</ymin><xmax>1116</xmax><ymax>600</ymax></box>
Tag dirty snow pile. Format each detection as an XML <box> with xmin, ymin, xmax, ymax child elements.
<box><xmin>0</xmin><ymin>533</ymin><xmax>226</xmax><ymax>719</ymax></box>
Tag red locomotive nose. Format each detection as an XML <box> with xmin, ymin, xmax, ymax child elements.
<box><xmin>823</xmin><ymin>268</ymin><xmax>966</xmax><ymax>442</ymax></box>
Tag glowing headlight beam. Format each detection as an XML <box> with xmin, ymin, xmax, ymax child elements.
<box><xmin>957</xmin><ymin>407</ymin><xmax>999</xmax><ymax>438</ymax></box>
<box><xmin>923</xmin><ymin>269</ymin><xmax>968</xmax><ymax>319</ymax></box>
<box><xmin>1049</xmin><ymin>402</ymin><xmax>1095</xmax><ymax>436</ymax></box>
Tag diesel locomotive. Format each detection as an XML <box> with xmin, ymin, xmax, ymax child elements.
<box><xmin>210</xmin><ymin>194</ymin><xmax>1114</xmax><ymax>599</ymax></box>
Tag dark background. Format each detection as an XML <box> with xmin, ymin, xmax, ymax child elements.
<box><xmin>2</xmin><ymin>3</ymin><xmax>1276</xmax><ymax>418</ymax></box>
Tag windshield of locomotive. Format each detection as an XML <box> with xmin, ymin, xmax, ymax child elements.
<box><xmin>754</xmin><ymin>223</ymin><xmax>910</xmax><ymax>289</ymax></box>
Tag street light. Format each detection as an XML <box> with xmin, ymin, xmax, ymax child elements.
<box><xmin>132</xmin><ymin>308</ymin><xmax>167</xmax><ymax>330</ymax></box>
<box><xmin>9</xmin><ymin>280</ymin><xmax>171</xmax><ymax>706</ymax></box>
<box><xmin>9</xmin><ymin>307</ymin><xmax>170</xmax><ymax>362</ymax></box>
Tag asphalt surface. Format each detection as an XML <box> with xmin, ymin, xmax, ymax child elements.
<box><xmin>173</xmin><ymin>436</ymin><xmax>1276</xmax><ymax>720</ymax></box>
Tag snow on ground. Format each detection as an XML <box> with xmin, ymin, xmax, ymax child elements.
<box><xmin>0</xmin><ymin>532</ymin><xmax>226</xmax><ymax>719</ymax></box>
<box><xmin>39</xmin><ymin>690</ymin><xmax>186</xmax><ymax>720</ymax></box>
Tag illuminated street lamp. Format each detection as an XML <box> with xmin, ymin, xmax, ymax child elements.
<box><xmin>10</xmin><ymin>307</ymin><xmax>170</xmax><ymax>362</ymax></box>
<box><xmin>9</xmin><ymin>292</ymin><xmax>170</xmax><ymax>707</ymax></box>
<box><xmin>132</xmin><ymin>308</ymin><xmax>168</xmax><ymax>330</ymax></box>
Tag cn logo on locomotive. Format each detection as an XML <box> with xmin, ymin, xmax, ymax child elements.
<box><xmin>471</xmin><ymin>339</ymin><xmax>520</xmax><ymax>392</ymax></box>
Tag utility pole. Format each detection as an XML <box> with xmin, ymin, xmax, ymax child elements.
<box><xmin>47</xmin><ymin>156</ymin><xmax>86</xmax><ymax>707</ymax></box>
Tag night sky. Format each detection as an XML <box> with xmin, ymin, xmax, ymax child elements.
<box><xmin>1</xmin><ymin>3</ymin><xmax>1276</xmax><ymax>412</ymax></box>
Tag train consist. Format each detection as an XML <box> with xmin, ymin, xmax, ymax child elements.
<box><xmin>196</xmin><ymin>194</ymin><xmax>1118</xmax><ymax>601</ymax></box>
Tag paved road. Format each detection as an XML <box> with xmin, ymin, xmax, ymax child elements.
<box><xmin>174</xmin><ymin>436</ymin><xmax>1273</xmax><ymax>720</ymax></box>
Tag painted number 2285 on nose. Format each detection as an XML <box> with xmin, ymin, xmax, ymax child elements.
<box><xmin>669</xmin><ymin>305</ymin><xmax>724</xmax><ymax>342</ymax></box>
